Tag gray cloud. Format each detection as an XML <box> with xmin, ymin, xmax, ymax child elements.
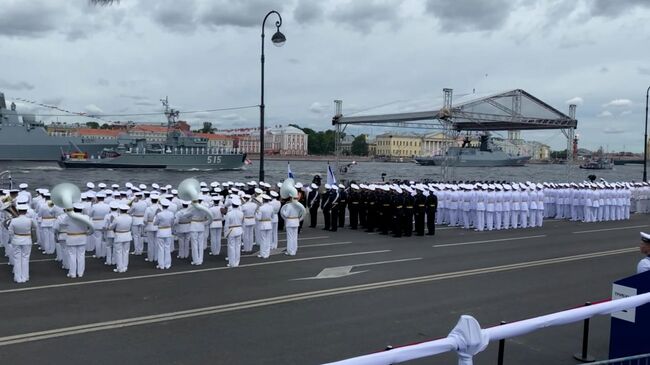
<box><xmin>41</xmin><ymin>97</ymin><xmax>64</xmax><ymax>106</ymax></box>
<box><xmin>97</xmin><ymin>78</ymin><xmax>110</xmax><ymax>87</ymax></box>
<box><xmin>425</xmin><ymin>0</ymin><xmax>513</xmax><ymax>32</ymax></box>
<box><xmin>0</xmin><ymin>79</ymin><xmax>35</xmax><ymax>91</ymax></box>
<box><xmin>148</xmin><ymin>0</ymin><xmax>199</xmax><ymax>33</ymax></box>
<box><xmin>294</xmin><ymin>1</ymin><xmax>324</xmax><ymax>24</ymax></box>
<box><xmin>588</xmin><ymin>0</ymin><xmax>650</xmax><ymax>17</ymax></box>
<box><xmin>639</xmin><ymin>67</ymin><xmax>650</xmax><ymax>76</ymax></box>
<box><xmin>0</xmin><ymin>1</ymin><xmax>62</xmax><ymax>38</ymax></box>
<box><xmin>330</xmin><ymin>1</ymin><xmax>400</xmax><ymax>33</ymax></box>
<box><xmin>201</xmin><ymin>0</ymin><xmax>286</xmax><ymax>29</ymax></box>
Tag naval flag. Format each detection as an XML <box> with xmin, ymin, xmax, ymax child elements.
<box><xmin>288</xmin><ymin>162</ymin><xmax>294</xmax><ymax>179</ymax></box>
<box><xmin>327</xmin><ymin>164</ymin><xmax>337</xmax><ymax>185</ymax></box>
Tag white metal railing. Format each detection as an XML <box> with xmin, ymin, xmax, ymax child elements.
<box><xmin>324</xmin><ymin>292</ymin><xmax>650</xmax><ymax>365</ymax></box>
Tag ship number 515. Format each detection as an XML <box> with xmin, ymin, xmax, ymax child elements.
<box><xmin>207</xmin><ymin>156</ymin><xmax>222</xmax><ymax>164</ymax></box>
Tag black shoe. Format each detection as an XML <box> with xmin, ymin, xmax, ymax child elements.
<box><xmin>426</xmin><ymin>233</ymin><xmax>435</xmax><ymax>236</ymax></box>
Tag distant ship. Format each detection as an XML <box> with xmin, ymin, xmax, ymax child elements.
<box><xmin>579</xmin><ymin>158</ymin><xmax>614</xmax><ymax>170</ymax></box>
<box><xmin>414</xmin><ymin>135</ymin><xmax>531</xmax><ymax>167</ymax></box>
<box><xmin>58</xmin><ymin>97</ymin><xmax>246</xmax><ymax>170</ymax></box>
<box><xmin>0</xmin><ymin>92</ymin><xmax>118</xmax><ymax>161</ymax></box>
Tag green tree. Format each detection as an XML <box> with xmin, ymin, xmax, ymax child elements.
<box><xmin>550</xmin><ymin>150</ymin><xmax>567</xmax><ymax>159</ymax></box>
<box><xmin>100</xmin><ymin>123</ymin><xmax>111</xmax><ymax>129</ymax></box>
<box><xmin>85</xmin><ymin>121</ymin><xmax>100</xmax><ymax>129</ymax></box>
<box><xmin>351</xmin><ymin>134</ymin><xmax>369</xmax><ymax>156</ymax></box>
<box><xmin>200</xmin><ymin>122</ymin><xmax>214</xmax><ymax>133</ymax></box>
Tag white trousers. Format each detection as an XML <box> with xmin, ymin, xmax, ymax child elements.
<box><xmin>511</xmin><ymin>210</ymin><xmax>519</xmax><ymax>228</ymax></box>
<box><xmin>157</xmin><ymin>237</ymin><xmax>172</xmax><ymax>269</ymax></box>
<box><xmin>177</xmin><ymin>233</ymin><xmax>190</xmax><ymax>258</ymax></box>
<box><xmin>190</xmin><ymin>231</ymin><xmax>205</xmax><ymax>265</ymax></box>
<box><xmin>227</xmin><ymin>234</ymin><xmax>242</xmax><ymax>267</ymax></box>
<box><xmin>475</xmin><ymin>211</ymin><xmax>485</xmax><ymax>231</ymax></box>
<box><xmin>105</xmin><ymin>240</ymin><xmax>114</xmax><ymax>265</ymax></box>
<box><xmin>258</xmin><ymin>229</ymin><xmax>272</xmax><ymax>258</ymax></box>
<box><xmin>502</xmin><ymin>211</ymin><xmax>510</xmax><ymax>229</ymax></box>
<box><xmin>12</xmin><ymin>244</ymin><xmax>30</xmax><ymax>283</ymax></box>
<box><xmin>242</xmin><ymin>225</ymin><xmax>255</xmax><ymax>252</ymax></box>
<box><xmin>286</xmin><ymin>227</ymin><xmax>298</xmax><ymax>256</ymax></box>
<box><xmin>41</xmin><ymin>227</ymin><xmax>55</xmax><ymax>254</ymax></box>
<box><xmin>67</xmin><ymin>245</ymin><xmax>85</xmax><ymax>278</ymax></box>
<box><xmin>114</xmin><ymin>241</ymin><xmax>130</xmax><ymax>272</ymax></box>
<box><xmin>92</xmin><ymin>230</ymin><xmax>105</xmax><ymax>258</ymax></box>
<box><xmin>271</xmin><ymin>222</ymin><xmax>278</xmax><ymax>249</ymax></box>
<box><xmin>146</xmin><ymin>231</ymin><xmax>157</xmax><ymax>262</ymax></box>
<box><xmin>449</xmin><ymin>210</ymin><xmax>458</xmax><ymax>227</ymax></box>
<box><xmin>520</xmin><ymin>210</ymin><xmax>528</xmax><ymax>228</ymax></box>
<box><xmin>485</xmin><ymin>211</ymin><xmax>494</xmax><ymax>231</ymax></box>
<box><xmin>210</xmin><ymin>228</ymin><xmax>222</xmax><ymax>255</ymax></box>
<box><xmin>132</xmin><ymin>225</ymin><xmax>144</xmax><ymax>254</ymax></box>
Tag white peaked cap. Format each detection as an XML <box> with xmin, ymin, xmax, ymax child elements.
<box><xmin>16</xmin><ymin>204</ymin><xmax>28</xmax><ymax>211</ymax></box>
<box><xmin>254</xmin><ymin>188</ymin><xmax>263</xmax><ymax>195</ymax></box>
<box><xmin>125</xmin><ymin>182</ymin><xmax>133</xmax><ymax>188</ymax></box>
<box><xmin>351</xmin><ymin>184</ymin><xmax>359</xmax><ymax>190</ymax></box>
<box><xmin>325</xmin><ymin>184</ymin><xmax>331</xmax><ymax>189</ymax></box>
<box><xmin>231</xmin><ymin>196</ymin><xmax>242</xmax><ymax>206</ymax></box>
<box><xmin>641</xmin><ymin>232</ymin><xmax>650</xmax><ymax>243</ymax></box>
<box><xmin>295</xmin><ymin>182</ymin><xmax>304</xmax><ymax>188</ymax></box>
<box><xmin>270</xmin><ymin>191</ymin><xmax>279</xmax><ymax>197</ymax></box>
<box><xmin>332</xmin><ymin>185</ymin><xmax>339</xmax><ymax>190</ymax></box>
<box><xmin>73</xmin><ymin>202</ymin><xmax>84</xmax><ymax>209</ymax></box>
<box><xmin>311</xmin><ymin>183</ymin><xmax>318</xmax><ymax>189</ymax></box>
<box><xmin>98</xmin><ymin>183</ymin><xmax>107</xmax><ymax>188</ymax></box>
<box><xmin>86</xmin><ymin>182</ymin><xmax>95</xmax><ymax>189</ymax></box>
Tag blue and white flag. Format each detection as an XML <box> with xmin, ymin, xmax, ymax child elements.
<box><xmin>327</xmin><ymin>164</ymin><xmax>337</xmax><ymax>185</ymax></box>
<box><xmin>287</xmin><ymin>162</ymin><xmax>294</xmax><ymax>179</ymax></box>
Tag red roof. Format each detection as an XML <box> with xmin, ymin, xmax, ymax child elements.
<box><xmin>76</xmin><ymin>128</ymin><xmax>121</xmax><ymax>137</ymax></box>
<box><xmin>130</xmin><ymin>125</ymin><xmax>169</xmax><ymax>133</ymax></box>
<box><xmin>193</xmin><ymin>133</ymin><xmax>232</xmax><ymax>140</ymax></box>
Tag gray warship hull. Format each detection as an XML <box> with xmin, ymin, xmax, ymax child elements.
<box><xmin>58</xmin><ymin>152</ymin><xmax>247</xmax><ymax>170</ymax></box>
<box><xmin>415</xmin><ymin>146</ymin><xmax>530</xmax><ymax>167</ymax></box>
<box><xmin>0</xmin><ymin>93</ymin><xmax>117</xmax><ymax>161</ymax></box>
<box><xmin>415</xmin><ymin>155</ymin><xmax>530</xmax><ymax>167</ymax></box>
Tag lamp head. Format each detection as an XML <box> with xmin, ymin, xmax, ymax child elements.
<box><xmin>271</xmin><ymin>29</ymin><xmax>286</xmax><ymax>47</ymax></box>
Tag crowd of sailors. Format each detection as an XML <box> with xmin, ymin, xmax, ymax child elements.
<box><xmin>1</xmin><ymin>178</ymin><xmax>650</xmax><ymax>283</ymax></box>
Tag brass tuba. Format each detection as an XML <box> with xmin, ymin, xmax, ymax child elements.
<box><xmin>279</xmin><ymin>178</ymin><xmax>306</xmax><ymax>220</ymax></box>
<box><xmin>51</xmin><ymin>182</ymin><xmax>95</xmax><ymax>234</ymax></box>
<box><xmin>178</xmin><ymin>178</ymin><xmax>213</xmax><ymax>220</ymax></box>
<box><xmin>1</xmin><ymin>195</ymin><xmax>18</xmax><ymax>228</ymax></box>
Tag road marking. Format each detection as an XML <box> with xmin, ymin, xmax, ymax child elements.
<box><xmin>0</xmin><ymin>250</ymin><xmax>391</xmax><ymax>294</ymax></box>
<box><xmin>0</xmin><ymin>247</ymin><xmax>634</xmax><ymax>346</ymax></box>
<box><xmin>433</xmin><ymin>235</ymin><xmax>547</xmax><ymax>248</ymax></box>
<box><xmin>301</xmin><ymin>241</ymin><xmax>352</xmax><ymax>248</ymax></box>
<box><xmin>572</xmin><ymin>225</ymin><xmax>648</xmax><ymax>234</ymax></box>
<box><xmin>294</xmin><ymin>258</ymin><xmax>422</xmax><ymax>280</ymax></box>
<box><xmin>279</xmin><ymin>235</ymin><xmax>329</xmax><ymax>242</ymax></box>
<box><xmin>0</xmin><ymin>255</ymin><xmax>93</xmax><ymax>266</ymax></box>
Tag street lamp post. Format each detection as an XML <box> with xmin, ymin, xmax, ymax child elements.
<box><xmin>643</xmin><ymin>86</ymin><xmax>650</xmax><ymax>182</ymax></box>
<box><xmin>259</xmin><ymin>10</ymin><xmax>286</xmax><ymax>182</ymax></box>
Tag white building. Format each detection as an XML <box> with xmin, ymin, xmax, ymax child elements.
<box><xmin>218</xmin><ymin>125</ymin><xmax>308</xmax><ymax>156</ymax></box>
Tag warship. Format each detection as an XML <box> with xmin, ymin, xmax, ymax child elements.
<box><xmin>0</xmin><ymin>92</ymin><xmax>118</xmax><ymax>161</ymax></box>
<box><xmin>58</xmin><ymin>98</ymin><xmax>246</xmax><ymax>170</ymax></box>
<box><xmin>414</xmin><ymin>135</ymin><xmax>531</xmax><ymax>167</ymax></box>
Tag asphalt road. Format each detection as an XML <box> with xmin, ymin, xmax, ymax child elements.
<box><xmin>0</xmin><ymin>215</ymin><xmax>646</xmax><ymax>365</ymax></box>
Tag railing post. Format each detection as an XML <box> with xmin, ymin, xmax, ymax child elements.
<box><xmin>573</xmin><ymin>302</ymin><xmax>595</xmax><ymax>363</ymax></box>
<box><xmin>497</xmin><ymin>321</ymin><xmax>506</xmax><ymax>365</ymax></box>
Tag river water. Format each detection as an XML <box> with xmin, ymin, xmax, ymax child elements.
<box><xmin>0</xmin><ymin>160</ymin><xmax>644</xmax><ymax>189</ymax></box>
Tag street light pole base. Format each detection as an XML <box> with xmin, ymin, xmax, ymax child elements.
<box><xmin>573</xmin><ymin>353</ymin><xmax>595</xmax><ymax>363</ymax></box>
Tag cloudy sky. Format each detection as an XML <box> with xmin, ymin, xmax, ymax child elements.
<box><xmin>1</xmin><ymin>0</ymin><xmax>649</xmax><ymax>151</ymax></box>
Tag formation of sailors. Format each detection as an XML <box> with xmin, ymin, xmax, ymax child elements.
<box><xmin>2</xmin><ymin>178</ymin><xmax>650</xmax><ymax>283</ymax></box>
<box><xmin>0</xmin><ymin>181</ymin><xmax>303</xmax><ymax>283</ymax></box>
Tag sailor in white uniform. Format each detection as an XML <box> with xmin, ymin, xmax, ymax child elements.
<box><xmin>638</xmin><ymin>232</ymin><xmax>650</xmax><ymax>274</ymax></box>
<box><xmin>37</xmin><ymin>196</ymin><xmax>58</xmax><ymax>255</ymax></box>
<box><xmin>281</xmin><ymin>198</ymin><xmax>304</xmax><ymax>256</ymax></box>
<box><xmin>241</xmin><ymin>195</ymin><xmax>257</xmax><ymax>253</ymax></box>
<box><xmin>223</xmin><ymin>196</ymin><xmax>244</xmax><ymax>267</ymax></box>
<box><xmin>129</xmin><ymin>192</ymin><xmax>147</xmax><ymax>255</ymax></box>
<box><xmin>208</xmin><ymin>196</ymin><xmax>223</xmax><ymax>256</ymax></box>
<box><xmin>153</xmin><ymin>199</ymin><xmax>175</xmax><ymax>269</ymax></box>
<box><xmin>269</xmin><ymin>191</ymin><xmax>281</xmax><ymax>250</ymax></box>
<box><xmin>60</xmin><ymin>203</ymin><xmax>93</xmax><ymax>278</ymax></box>
<box><xmin>8</xmin><ymin>204</ymin><xmax>36</xmax><ymax>283</ymax></box>
<box><xmin>174</xmin><ymin>201</ymin><xmax>192</xmax><ymax>259</ymax></box>
<box><xmin>89</xmin><ymin>192</ymin><xmax>110</xmax><ymax>259</ymax></box>
<box><xmin>103</xmin><ymin>201</ymin><xmax>120</xmax><ymax>266</ymax></box>
<box><xmin>143</xmin><ymin>195</ymin><xmax>161</xmax><ymax>263</ymax></box>
<box><xmin>187</xmin><ymin>201</ymin><xmax>210</xmax><ymax>266</ymax></box>
<box><xmin>255</xmin><ymin>194</ymin><xmax>274</xmax><ymax>259</ymax></box>
<box><xmin>110</xmin><ymin>205</ymin><xmax>133</xmax><ymax>273</ymax></box>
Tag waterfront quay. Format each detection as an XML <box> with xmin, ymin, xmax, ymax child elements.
<box><xmin>0</xmin><ymin>215</ymin><xmax>643</xmax><ymax>365</ymax></box>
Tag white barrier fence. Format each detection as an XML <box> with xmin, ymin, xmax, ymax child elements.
<box><xmin>324</xmin><ymin>292</ymin><xmax>650</xmax><ymax>365</ymax></box>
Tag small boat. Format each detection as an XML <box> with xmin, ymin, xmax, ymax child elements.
<box><xmin>579</xmin><ymin>158</ymin><xmax>614</xmax><ymax>170</ymax></box>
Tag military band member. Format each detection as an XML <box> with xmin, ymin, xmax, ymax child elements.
<box><xmin>8</xmin><ymin>204</ymin><xmax>36</xmax><ymax>283</ymax></box>
<box><xmin>330</xmin><ymin>185</ymin><xmax>340</xmax><ymax>232</ymax></box>
<box><xmin>241</xmin><ymin>194</ymin><xmax>257</xmax><ymax>253</ymax></box>
<box><xmin>144</xmin><ymin>195</ymin><xmax>161</xmax><ymax>263</ymax></box>
<box><xmin>175</xmin><ymin>201</ymin><xmax>192</xmax><ymax>259</ymax></box>
<box><xmin>224</xmin><ymin>196</ymin><xmax>244</xmax><ymax>267</ymax></box>
<box><xmin>208</xmin><ymin>196</ymin><xmax>224</xmax><ymax>256</ymax></box>
<box><xmin>154</xmin><ymin>199</ymin><xmax>175</xmax><ymax>270</ymax></box>
<box><xmin>321</xmin><ymin>184</ymin><xmax>332</xmax><ymax>230</ymax></box>
<box><xmin>269</xmin><ymin>191</ymin><xmax>281</xmax><ymax>250</ymax></box>
<box><xmin>89</xmin><ymin>192</ymin><xmax>110</xmax><ymax>258</ymax></box>
<box><xmin>414</xmin><ymin>187</ymin><xmax>426</xmax><ymax>236</ymax></box>
<box><xmin>425</xmin><ymin>186</ymin><xmax>438</xmax><ymax>235</ymax></box>
<box><xmin>103</xmin><ymin>201</ymin><xmax>119</xmax><ymax>266</ymax></box>
<box><xmin>638</xmin><ymin>232</ymin><xmax>650</xmax><ymax>274</ymax></box>
<box><xmin>62</xmin><ymin>203</ymin><xmax>92</xmax><ymax>278</ymax></box>
<box><xmin>256</xmin><ymin>194</ymin><xmax>274</xmax><ymax>258</ymax></box>
<box><xmin>403</xmin><ymin>188</ymin><xmax>415</xmax><ymax>237</ymax></box>
<box><xmin>337</xmin><ymin>184</ymin><xmax>347</xmax><ymax>228</ymax></box>
<box><xmin>111</xmin><ymin>205</ymin><xmax>133</xmax><ymax>273</ymax></box>
<box><xmin>129</xmin><ymin>192</ymin><xmax>147</xmax><ymax>255</ymax></box>
<box><xmin>37</xmin><ymin>196</ymin><xmax>58</xmax><ymax>255</ymax></box>
<box><xmin>187</xmin><ymin>201</ymin><xmax>210</xmax><ymax>266</ymax></box>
